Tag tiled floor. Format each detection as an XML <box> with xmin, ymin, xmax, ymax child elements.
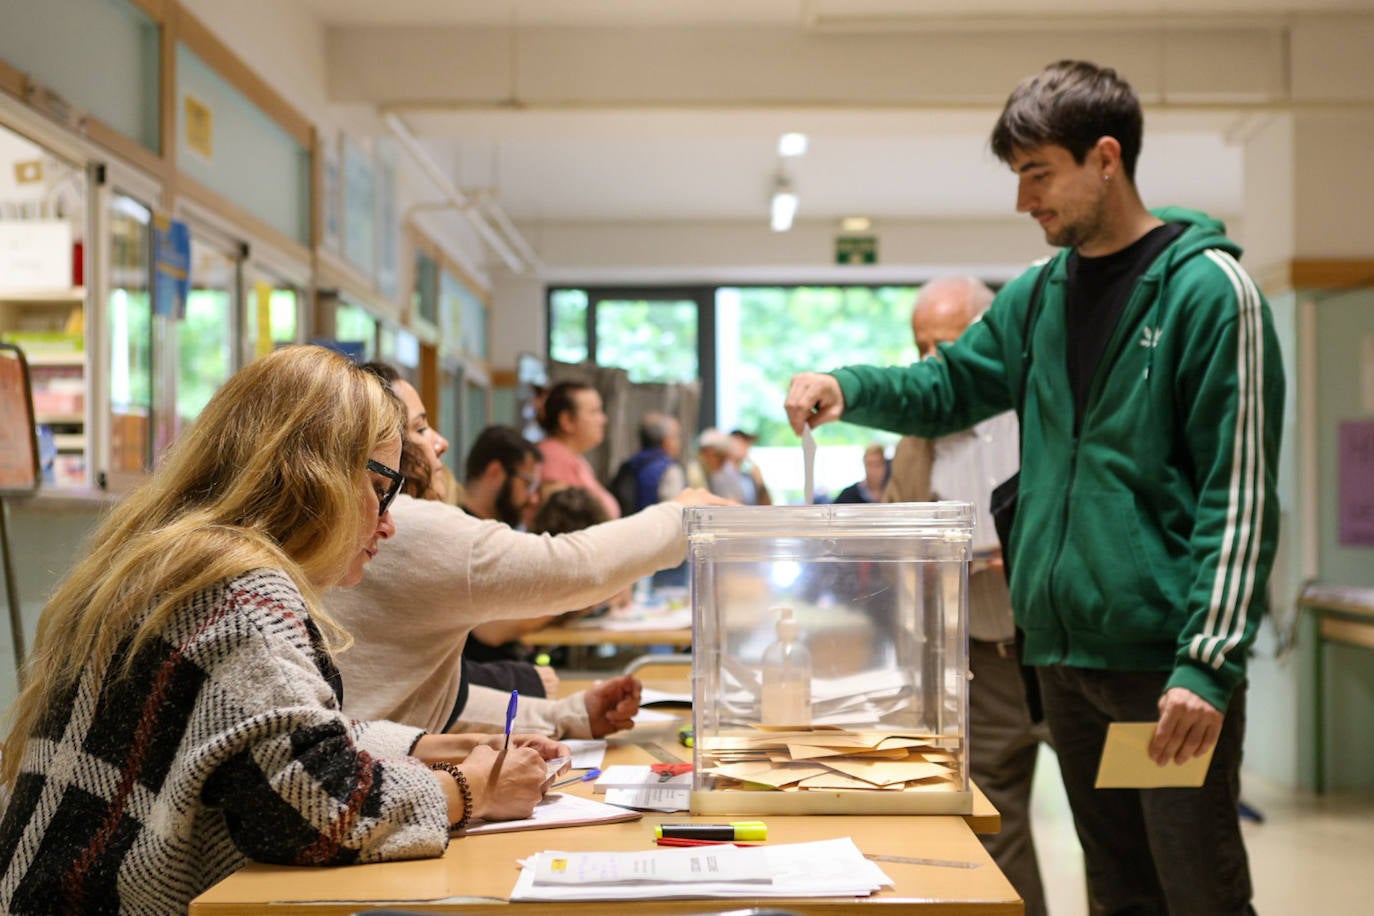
<box><xmin>1029</xmin><ymin>746</ymin><xmax>1374</xmax><ymax>914</ymax></box>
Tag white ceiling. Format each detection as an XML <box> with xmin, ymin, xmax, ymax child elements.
<box><xmin>400</xmin><ymin>108</ymin><xmax>1245</xmax><ymax>224</ymax></box>
<box><xmin>291</xmin><ymin>0</ymin><xmax>1369</xmax><ymax>229</ymax></box>
<box><xmin>297</xmin><ymin>0</ymin><xmax>1374</xmax><ymax>27</ymax></box>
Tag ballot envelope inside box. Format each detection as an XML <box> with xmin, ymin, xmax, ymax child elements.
<box><xmin>684</xmin><ymin>502</ymin><xmax>974</xmax><ymax>816</ymax></box>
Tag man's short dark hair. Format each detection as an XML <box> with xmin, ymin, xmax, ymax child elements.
<box><xmin>990</xmin><ymin>60</ymin><xmax>1144</xmax><ymax>181</ymax></box>
<box><xmin>530</xmin><ymin>486</ymin><xmax>610</xmax><ymax>536</ymax></box>
<box><xmin>465</xmin><ymin>425</ymin><xmax>540</xmax><ymax>483</ymax></box>
<box><xmin>538</xmin><ymin>380</ymin><xmax>594</xmax><ymax>437</ymax></box>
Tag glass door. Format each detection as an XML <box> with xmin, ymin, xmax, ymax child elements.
<box><xmin>242</xmin><ymin>266</ymin><xmax>304</xmax><ymax>365</ymax></box>
<box><xmin>171</xmin><ymin>235</ymin><xmax>239</xmax><ymax>440</ymax></box>
<box><xmin>105</xmin><ymin>192</ymin><xmax>154</xmax><ymax>484</ymax></box>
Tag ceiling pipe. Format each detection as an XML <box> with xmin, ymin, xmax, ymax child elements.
<box><xmin>471</xmin><ymin>188</ymin><xmax>544</xmax><ymax>274</ymax></box>
<box><xmin>382</xmin><ymin>112</ymin><xmax>528</xmax><ymax>274</ymax></box>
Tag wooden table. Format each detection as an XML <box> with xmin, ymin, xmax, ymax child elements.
<box><xmin>1296</xmin><ymin>583</ymin><xmax>1374</xmax><ymax>792</ymax></box>
<box><xmin>191</xmin><ymin>679</ymin><xmax>1016</xmax><ymax>914</ymax></box>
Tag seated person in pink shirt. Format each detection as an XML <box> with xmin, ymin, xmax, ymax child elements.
<box><xmin>536</xmin><ymin>380</ymin><xmax>621</xmax><ymax>520</ymax></box>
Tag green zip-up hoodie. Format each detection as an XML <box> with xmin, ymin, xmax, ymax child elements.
<box><xmin>833</xmin><ymin>207</ymin><xmax>1284</xmax><ymax>712</ymax></box>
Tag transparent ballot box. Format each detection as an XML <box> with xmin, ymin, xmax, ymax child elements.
<box><xmin>685</xmin><ymin>502</ymin><xmax>973</xmax><ymax>815</ymax></box>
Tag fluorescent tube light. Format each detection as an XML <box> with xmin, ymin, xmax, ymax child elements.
<box><xmin>771</xmin><ymin>189</ymin><xmax>799</xmax><ymax>232</ymax></box>
<box><xmin>778</xmin><ymin>132</ymin><xmax>808</xmax><ymax>157</ymax></box>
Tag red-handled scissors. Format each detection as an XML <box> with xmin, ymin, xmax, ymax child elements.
<box><xmin>650</xmin><ymin>762</ymin><xmax>693</xmax><ymax>782</ymax></box>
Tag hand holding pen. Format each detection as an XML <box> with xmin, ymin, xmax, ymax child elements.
<box><xmin>503</xmin><ymin>689</ymin><xmax>519</xmax><ymax>751</ymax></box>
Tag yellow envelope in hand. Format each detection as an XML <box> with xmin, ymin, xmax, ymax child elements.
<box><xmin>1094</xmin><ymin>722</ymin><xmax>1215</xmax><ymax>789</ymax></box>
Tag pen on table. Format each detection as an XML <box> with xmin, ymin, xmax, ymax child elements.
<box><xmin>550</xmin><ymin>768</ymin><xmax>601</xmax><ymax>789</ymax></box>
<box><xmin>655</xmin><ymin>821</ymin><xmax>767</xmax><ymax>841</ymax></box>
<box><xmin>503</xmin><ymin>689</ymin><xmax>518</xmax><ymax>750</ymax></box>
<box><xmin>654</xmin><ymin>837</ymin><xmax>762</xmax><ymax>848</ymax></box>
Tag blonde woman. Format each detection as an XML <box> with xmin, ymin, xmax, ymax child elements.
<box><xmin>0</xmin><ymin>346</ymin><xmax>565</xmax><ymax>913</ymax></box>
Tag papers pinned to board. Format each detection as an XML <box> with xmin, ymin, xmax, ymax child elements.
<box><xmin>509</xmin><ymin>837</ymin><xmax>893</xmax><ymax>902</ymax></box>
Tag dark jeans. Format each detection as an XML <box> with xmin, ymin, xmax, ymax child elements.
<box><xmin>1037</xmin><ymin>665</ymin><xmax>1255</xmax><ymax>916</ymax></box>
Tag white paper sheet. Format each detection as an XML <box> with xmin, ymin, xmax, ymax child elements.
<box><xmin>602</xmin><ymin>786</ymin><xmax>691</xmax><ymax>813</ymax></box>
<box><xmin>802</xmin><ymin>425</ymin><xmax>817</xmax><ymax>504</ymax></box>
<box><xmin>562</xmin><ymin>739</ymin><xmax>607</xmax><ymax>770</ymax></box>
<box><xmin>510</xmin><ymin>837</ymin><xmax>893</xmax><ymax>901</ymax></box>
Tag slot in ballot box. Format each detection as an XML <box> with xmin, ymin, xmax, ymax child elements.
<box><xmin>685</xmin><ymin>502</ymin><xmax>974</xmax><ymax>816</ymax></box>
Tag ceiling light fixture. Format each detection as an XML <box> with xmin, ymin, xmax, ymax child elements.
<box><xmin>778</xmin><ymin>132</ymin><xmax>808</xmax><ymax>157</ymax></box>
<box><xmin>771</xmin><ymin>173</ymin><xmax>799</xmax><ymax>232</ymax></box>
<box><xmin>840</xmin><ymin>216</ymin><xmax>872</xmax><ymax>232</ymax></box>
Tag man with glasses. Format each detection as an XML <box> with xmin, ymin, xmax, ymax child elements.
<box><xmin>460</xmin><ymin>426</ymin><xmax>543</xmax><ymax>528</ymax></box>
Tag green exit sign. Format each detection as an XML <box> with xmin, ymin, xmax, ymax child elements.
<box><xmin>836</xmin><ymin>235</ymin><xmax>878</xmax><ymax>265</ymax></box>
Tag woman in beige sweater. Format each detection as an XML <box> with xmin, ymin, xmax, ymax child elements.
<box><xmin>330</xmin><ymin>364</ymin><xmax>727</xmax><ymax>738</ymax></box>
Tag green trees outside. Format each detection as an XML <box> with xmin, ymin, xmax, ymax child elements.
<box><xmin>720</xmin><ymin>286</ymin><xmax>917</xmax><ymax>446</ymax></box>
<box><xmin>549</xmin><ymin>285</ymin><xmax>921</xmax><ymax>447</ymax></box>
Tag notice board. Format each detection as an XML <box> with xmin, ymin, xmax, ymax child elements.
<box><xmin>0</xmin><ymin>343</ymin><xmax>39</xmax><ymax>492</ymax></box>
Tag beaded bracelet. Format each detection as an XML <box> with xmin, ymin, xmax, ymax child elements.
<box><xmin>429</xmin><ymin>761</ymin><xmax>472</xmax><ymax>832</ymax></box>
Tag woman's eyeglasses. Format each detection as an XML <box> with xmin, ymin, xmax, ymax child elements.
<box><xmin>367</xmin><ymin>459</ymin><xmax>404</xmax><ymax>516</ymax></box>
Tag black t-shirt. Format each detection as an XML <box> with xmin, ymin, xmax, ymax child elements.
<box><xmin>1064</xmin><ymin>222</ymin><xmax>1186</xmax><ymax>427</ymax></box>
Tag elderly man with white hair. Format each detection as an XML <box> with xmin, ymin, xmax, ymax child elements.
<box><xmin>687</xmin><ymin>427</ymin><xmax>748</xmax><ymax>503</ymax></box>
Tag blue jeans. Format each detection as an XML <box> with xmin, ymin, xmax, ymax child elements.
<box><xmin>1037</xmin><ymin>665</ymin><xmax>1255</xmax><ymax>916</ymax></box>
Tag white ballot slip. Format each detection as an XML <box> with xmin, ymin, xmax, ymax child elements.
<box><xmin>511</xmin><ymin>837</ymin><xmax>893</xmax><ymax>902</ymax></box>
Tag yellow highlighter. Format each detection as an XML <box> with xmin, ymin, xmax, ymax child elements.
<box><xmin>655</xmin><ymin>821</ymin><xmax>767</xmax><ymax>841</ymax></box>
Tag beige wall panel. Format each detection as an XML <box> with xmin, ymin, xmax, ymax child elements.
<box><xmin>1239</xmin><ymin>113</ymin><xmax>1295</xmax><ymax>279</ymax></box>
<box><xmin>327</xmin><ymin>27</ymin><xmax>514</xmax><ymax>104</ymax></box>
<box><xmin>1161</xmin><ymin>28</ymin><xmax>1287</xmax><ymax>103</ymax></box>
<box><xmin>1293</xmin><ymin>110</ymin><xmax>1374</xmax><ymax>258</ymax></box>
<box><xmin>325</xmin><ymin>24</ymin><xmax>1288</xmax><ymax>109</ymax></box>
<box><xmin>1290</xmin><ymin>16</ymin><xmax>1374</xmax><ymax>103</ymax></box>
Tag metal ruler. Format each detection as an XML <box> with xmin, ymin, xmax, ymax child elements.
<box><xmin>864</xmin><ymin>853</ymin><xmax>982</xmax><ymax>869</ymax></box>
<box><xmin>643</xmin><ymin>741</ymin><xmax>687</xmax><ymax>764</ymax></box>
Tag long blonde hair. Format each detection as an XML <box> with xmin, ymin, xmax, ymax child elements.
<box><xmin>1</xmin><ymin>346</ymin><xmax>404</xmax><ymax>786</ymax></box>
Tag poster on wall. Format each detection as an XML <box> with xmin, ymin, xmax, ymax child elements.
<box><xmin>375</xmin><ymin>138</ymin><xmax>399</xmax><ymax>298</ymax></box>
<box><xmin>152</xmin><ymin>214</ymin><xmax>191</xmax><ymax>319</ymax></box>
<box><xmin>1339</xmin><ymin>419</ymin><xmax>1374</xmax><ymax>547</ymax></box>
<box><xmin>321</xmin><ymin>134</ymin><xmax>341</xmax><ymax>254</ymax></box>
<box><xmin>341</xmin><ymin>136</ymin><xmax>376</xmax><ymax>277</ymax></box>
<box><xmin>183</xmin><ymin>93</ymin><xmax>214</xmax><ymax>162</ymax></box>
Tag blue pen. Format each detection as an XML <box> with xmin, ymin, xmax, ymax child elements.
<box><xmin>550</xmin><ymin>768</ymin><xmax>601</xmax><ymax>789</ymax></box>
<box><xmin>503</xmin><ymin>689</ymin><xmax>519</xmax><ymax>750</ymax></box>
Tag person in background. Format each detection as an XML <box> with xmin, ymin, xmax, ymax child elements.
<box><xmin>729</xmin><ymin>429</ymin><xmax>772</xmax><ymax>505</ymax></box>
<box><xmin>462</xmin><ymin>425</ymin><xmax>543</xmax><ymax>528</ymax></box>
<box><xmin>458</xmin><ymin>425</ymin><xmax>558</xmax><ymax>691</ymax></box>
<box><xmin>332</xmin><ymin>363</ymin><xmax>730</xmax><ymax>741</ymax></box>
<box><xmin>786</xmin><ymin>61</ymin><xmax>1282</xmax><ymax>915</ymax></box>
<box><xmin>688</xmin><ymin>427</ymin><xmax>748</xmax><ymax>503</ymax></box>
<box><xmin>611</xmin><ymin>412</ymin><xmax>686</xmax><ymax>516</ymax></box>
<box><xmin>834</xmin><ymin>443</ymin><xmax>891</xmax><ymax>504</ymax></box>
<box><xmin>887</xmin><ymin>276</ymin><xmax>1049</xmax><ymax>915</ymax></box>
<box><xmin>0</xmin><ymin>347</ymin><xmax>564</xmax><ymax>913</ymax></box>
<box><xmin>532</xmin><ymin>485</ymin><xmax>612</xmax><ymax>536</ymax></box>
<box><xmin>536</xmin><ymin>380</ymin><xmax>620</xmax><ymax>520</ymax></box>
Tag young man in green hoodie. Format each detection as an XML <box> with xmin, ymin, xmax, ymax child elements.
<box><xmin>785</xmin><ymin>60</ymin><xmax>1281</xmax><ymax>915</ymax></box>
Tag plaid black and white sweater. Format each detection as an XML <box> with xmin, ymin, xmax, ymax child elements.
<box><xmin>0</xmin><ymin>569</ymin><xmax>450</xmax><ymax>914</ymax></box>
